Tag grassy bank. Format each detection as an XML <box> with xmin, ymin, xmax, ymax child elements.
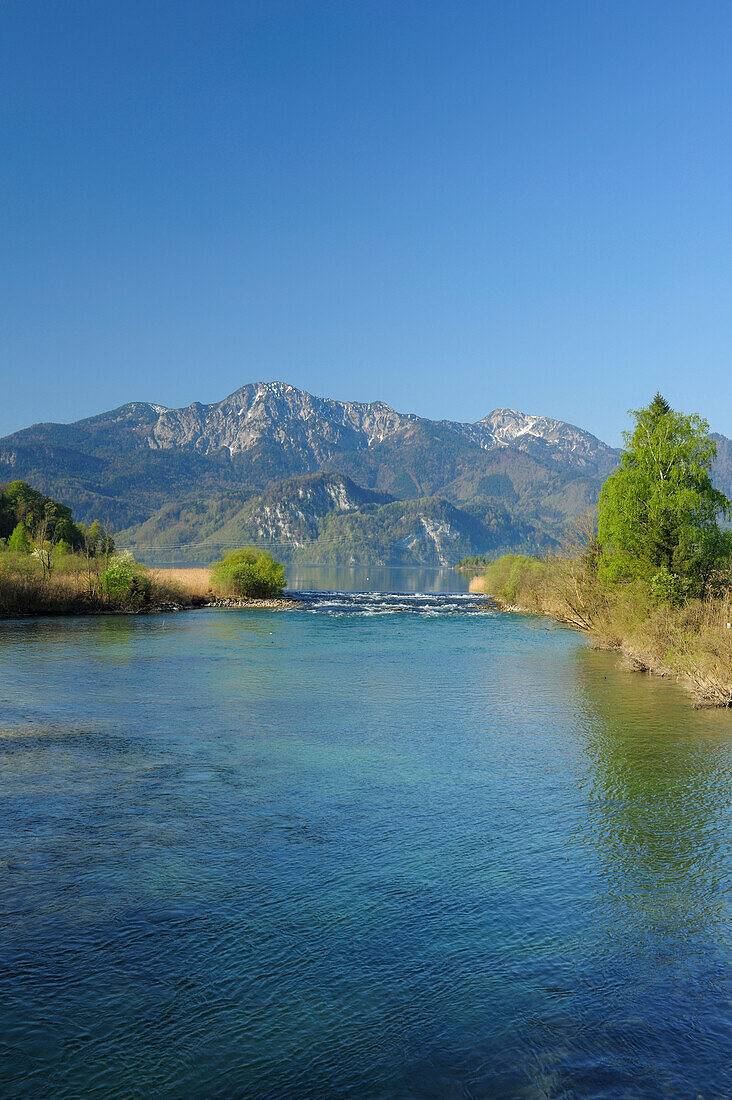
<box><xmin>0</xmin><ymin>552</ymin><xmax>202</xmax><ymax>617</ymax></box>
<box><xmin>151</xmin><ymin>567</ymin><xmax>214</xmax><ymax>598</ymax></box>
<box><xmin>0</xmin><ymin>558</ymin><xmax>297</xmax><ymax>617</ymax></box>
<box><xmin>0</xmin><ymin>480</ymin><xmax>201</xmax><ymax>617</ymax></box>
<box><xmin>472</xmin><ymin>554</ymin><xmax>732</xmax><ymax>707</ymax></box>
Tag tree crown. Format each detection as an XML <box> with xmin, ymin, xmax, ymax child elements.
<box><xmin>597</xmin><ymin>394</ymin><xmax>731</xmax><ymax>595</ymax></box>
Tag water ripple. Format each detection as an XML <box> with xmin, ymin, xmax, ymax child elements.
<box><xmin>0</xmin><ymin>606</ymin><xmax>730</xmax><ymax>1099</ymax></box>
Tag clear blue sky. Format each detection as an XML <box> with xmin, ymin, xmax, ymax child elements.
<box><xmin>2</xmin><ymin>0</ymin><xmax>731</xmax><ymax>445</ymax></box>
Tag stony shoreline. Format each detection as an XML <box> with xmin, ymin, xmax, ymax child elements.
<box><xmin>0</xmin><ymin>595</ymin><xmax>304</xmax><ymax>619</ymax></box>
<box><xmin>204</xmin><ymin>596</ymin><xmax>302</xmax><ymax>610</ymax></box>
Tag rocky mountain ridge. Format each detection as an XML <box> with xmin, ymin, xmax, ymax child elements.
<box><xmin>1</xmin><ymin>382</ymin><xmax>729</xmax><ymax>565</ymax></box>
<box><xmin>62</xmin><ymin>381</ymin><xmax>618</xmax><ymax>473</ymax></box>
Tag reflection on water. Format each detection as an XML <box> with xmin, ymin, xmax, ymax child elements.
<box><xmin>577</xmin><ymin>649</ymin><xmax>729</xmax><ymax>936</ymax></box>
<box><xmin>285</xmin><ymin>563</ymin><xmax>472</xmax><ymax>593</ymax></box>
<box><xmin>558</xmin><ymin>648</ymin><xmax>732</xmax><ymax>1093</ymax></box>
<box><xmin>0</xmin><ymin>604</ymin><xmax>729</xmax><ymax>1099</ymax></box>
<box><xmin>142</xmin><ymin>561</ymin><xmax>472</xmax><ymax>593</ymax></box>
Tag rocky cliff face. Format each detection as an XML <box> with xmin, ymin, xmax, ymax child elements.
<box><xmin>148</xmin><ymin>383</ymin><xmax>415</xmax><ymax>457</ymax></box>
<box><xmin>102</xmin><ymin>382</ymin><xmax>617</xmax><ymax>476</ymax></box>
<box><xmin>224</xmin><ymin>473</ymin><xmax>393</xmax><ymax>547</ymax></box>
<box><xmin>445</xmin><ymin>408</ymin><xmax>619</xmax><ymax>475</ymax></box>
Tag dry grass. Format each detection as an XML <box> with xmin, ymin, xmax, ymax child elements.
<box><xmin>0</xmin><ymin>554</ymin><xmax>200</xmax><ymax>616</ymax></box>
<box><xmin>631</xmin><ymin>596</ymin><xmax>732</xmax><ymax>706</ymax></box>
<box><xmin>151</xmin><ymin>567</ymin><xmax>213</xmax><ymax>598</ymax></box>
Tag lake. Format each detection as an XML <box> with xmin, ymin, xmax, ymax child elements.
<box><xmin>0</xmin><ymin>575</ymin><xmax>730</xmax><ymax>1098</ymax></box>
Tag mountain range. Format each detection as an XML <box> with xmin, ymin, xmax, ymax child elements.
<box><xmin>1</xmin><ymin>382</ymin><xmax>729</xmax><ymax>566</ymax></box>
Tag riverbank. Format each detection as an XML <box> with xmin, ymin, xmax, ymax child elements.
<box><xmin>207</xmin><ymin>596</ymin><xmax>301</xmax><ymax>610</ymax></box>
<box><xmin>0</xmin><ymin>562</ymin><xmax>300</xmax><ymax>618</ymax></box>
<box><xmin>150</xmin><ymin>567</ymin><xmax>299</xmax><ymax>609</ymax></box>
<box><xmin>0</xmin><ymin>595</ymin><xmax>301</xmax><ymax>618</ymax></box>
<box><xmin>0</xmin><ymin>563</ymin><xmax>198</xmax><ymax>617</ymax></box>
<box><xmin>469</xmin><ymin>556</ymin><xmax>732</xmax><ymax>707</ymax></box>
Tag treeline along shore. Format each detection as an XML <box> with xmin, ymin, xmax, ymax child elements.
<box><xmin>463</xmin><ymin>395</ymin><xmax>732</xmax><ymax>707</ymax></box>
<box><xmin>0</xmin><ymin>482</ymin><xmax>290</xmax><ymax>616</ymax></box>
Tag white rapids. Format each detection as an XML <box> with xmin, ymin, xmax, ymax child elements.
<box><xmin>292</xmin><ymin>590</ymin><xmax>496</xmax><ymax>616</ymax></box>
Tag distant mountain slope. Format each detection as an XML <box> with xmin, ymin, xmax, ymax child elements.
<box><xmin>118</xmin><ymin>473</ymin><xmax>392</xmax><ymax>555</ymax></box>
<box><xmin>1</xmin><ymin>381</ymin><xmax>729</xmax><ymax>564</ymax></box>
<box><xmin>0</xmin><ymin>380</ymin><xmax>619</xmax><ymax>513</ymax></box>
<box><xmin>118</xmin><ymin>473</ymin><xmax>543</xmax><ymax>566</ymax></box>
<box><xmin>445</xmin><ymin>408</ymin><xmax>620</xmax><ymax>477</ymax></box>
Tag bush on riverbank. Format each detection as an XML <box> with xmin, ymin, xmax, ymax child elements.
<box><xmin>210</xmin><ymin>548</ymin><xmax>286</xmax><ymax>599</ymax></box>
<box><xmin>0</xmin><ymin>544</ymin><xmax>195</xmax><ymax>616</ymax></box>
<box><xmin>0</xmin><ymin>482</ymin><xmax>287</xmax><ymax>613</ymax></box>
<box><xmin>0</xmin><ymin>480</ymin><xmax>200</xmax><ymax>615</ymax></box>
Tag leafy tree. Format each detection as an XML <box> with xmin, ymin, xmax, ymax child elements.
<box><xmin>7</xmin><ymin>522</ymin><xmax>31</xmax><ymax>553</ymax></box>
<box><xmin>82</xmin><ymin>520</ymin><xmax>102</xmax><ymax>554</ymax></box>
<box><xmin>0</xmin><ymin>481</ymin><xmax>84</xmax><ymax>549</ymax></box>
<box><xmin>210</xmin><ymin>548</ymin><xmax>286</xmax><ymax>599</ymax></box>
<box><xmin>597</xmin><ymin>394</ymin><xmax>732</xmax><ymax>597</ymax></box>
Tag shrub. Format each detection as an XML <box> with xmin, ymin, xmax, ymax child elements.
<box><xmin>649</xmin><ymin>567</ymin><xmax>688</xmax><ymax>606</ymax></box>
<box><xmin>482</xmin><ymin>554</ymin><xmax>549</xmax><ymax>609</ymax></box>
<box><xmin>102</xmin><ymin>550</ymin><xmax>151</xmax><ymax>605</ymax></box>
<box><xmin>210</xmin><ymin>548</ymin><xmax>286</xmax><ymax>599</ymax></box>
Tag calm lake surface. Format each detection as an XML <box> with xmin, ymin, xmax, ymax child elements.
<box><xmin>1</xmin><ymin>576</ymin><xmax>730</xmax><ymax>1098</ymax></box>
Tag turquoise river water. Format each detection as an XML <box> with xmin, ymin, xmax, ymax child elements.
<box><xmin>0</xmin><ymin>570</ymin><xmax>730</xmax><ymax>1098</ymax></box>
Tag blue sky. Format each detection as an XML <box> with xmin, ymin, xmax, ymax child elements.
<box><xmin>2</xmin><ymin>0</ymin><xmax>731</xmax><ymax>445</ymax></box>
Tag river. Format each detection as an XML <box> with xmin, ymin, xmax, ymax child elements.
<box><xmin>0</xmin><ymin>573</ymin><xmax>730</xmax><ymax>1098</ymax></box>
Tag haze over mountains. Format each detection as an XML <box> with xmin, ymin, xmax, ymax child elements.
<box><xmin>1</xmin><ymin>382</ymin><xmax>729</xmax><ymax>566</ymax></box>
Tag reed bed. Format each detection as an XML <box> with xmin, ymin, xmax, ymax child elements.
<box><xmin>150</xmin><ymin>567</ymin><xmax>214</xmax><ymax>598</ymax></box>
<box><xmin>0</xmin><ymin>554</ymin><xmax>198</xmax><ymax>616</ymax></box>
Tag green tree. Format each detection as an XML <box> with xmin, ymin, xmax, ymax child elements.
<box><xmin>7</xmin><ymin>522</ymin><xmax>31</xmax><ymax>553</ymax></box>
<box><xmin>210</xmin><ymin>548</ymin><xmax>286</xmax><ymax>599</ymax></box>
<box><xmin>0</xmin><ymin>480</ymin><xmax>84</xmax><ymax>549</ymax></box>
<box><xmin>597</xmin><ymin>393</ymin><xmax>732</xmax><ymax>597</ymax></box>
